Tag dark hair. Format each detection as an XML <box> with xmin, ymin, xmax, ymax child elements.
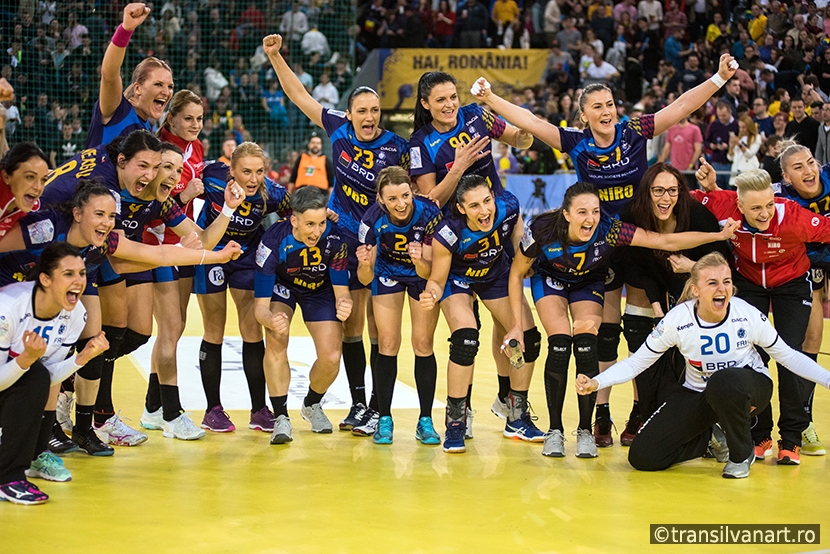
<box><xmin>530</xmin><ymin>182</ymin><xmax>599</xmax><ymax>248</ymax></box>
<box><xmin>105</xmin><ymin>129</ymin><xmax>163</xmax><ymax>163</ymax></box>
<box><xmin>0</xmin><ymin>142</ymin><xmax>49</xmax><ymax>175</ymax></box>
<box><xmin>628</xmin><ymin>163</ymin><xmax>691</xmax><ymax>233</ymax></box>
<box><xmin>31</xmin><ymin>242</ymin><xmax>83</xmax><ymax>289</ymax></box>
<box><xmin>160</xmin><ymin>141</ymin><xmax>183</xmax><ymax>156</ymax></box>
<box><xmin>413</xmin><ymin>72</ymin><xmax>456</xmax><ymax>133</ymax></box>
<box><xmin>56</xmin><ymin>179</ymin><xmax>117</xmax><ymax>217</ymax></box>
<box><xmin>715</xmin><ymin>100</ymin><xmax>733</xmax><ymax>112</ymax></box>
<box><xmin>347</xmin><ymin>86</ymin><xmax>379</xmax><ymax>110</ymax></box>
<box><xmin>453</xmin><ymin>174</ymin><xmax>490</xmax><ymax>218</ymax></box>
<box><xmin>290</xmin><ymin>185</ymin><xmax>328</xmax><ymax>213</ymax></box>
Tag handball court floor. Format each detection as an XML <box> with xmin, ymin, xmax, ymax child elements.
<box><xmin>3</xmin><ymin>292</ymin><xmax>830</xmax><ymax>554</ymax></box>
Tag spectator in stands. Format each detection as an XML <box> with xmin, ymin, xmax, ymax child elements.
<box><xmin>556</xmin><ymin>16</ymin><xmax>583</xmax><ymax>56</ymax></box>
<box><xmin>494</xmin><ymin>141</ymin><xmax>520</xmax><ymax>178</ymax></box>
<box><xmin>491</xmin><ymin>0</ymin><xmax>520</xmax><ymax>41</ymax></box>
<box><xmin>759</xmin><ymin>134</ymin><xmax>783</xmax><ymax>183</ymax></box>
<box><xmin>302</xmin><ymin>27</ymin><xmax>331</xmax><ymax>59</ymax></box>
<box><xmin>705</xmin><ymin>100</ymin><xmax>739</xmax><ymax>189</ymax></box>
<box><xmin>721</xmin><ymin>77</ymin><xmax>742</xmax><ymax>117</ymax></box>
<box><xmin>662</xmin><ymin>0</ymin><xmax>687</xmax><ymax>39</ymax></box>
<box><xmin>637</xmin><ymin>0</ymin><xmax>662</xmax><ymax>33</ymax></box>
<box><xmin>218</xmin><ymin>136</ymin><xmax>236</xmax><ymax>165</ymax></box>
<box><xmin>15</xmin><ymin>113</ymin><xmax>39</xmax><ymax>146</ymax></box>
<box><xmin>280</xmin><ymin>2</ymin><xmax>310</xmax><ymax>52</ymax></box>
<box><xmin>664</xmin><ymin>28</ymin><xmax>692</xmax><ymax>72</ymax></box>
<box><xmin>62</xmin><ymin>12</ymin><xmax>88</xmax><ymax>51</ymax></box>
<box><xmin>457</xmin><ymin>0</ymin><xmax>489</xmax><ymax>48</ymax></box>
<box><xmin>293</xmin><ymin>61</ymin><xmax>313</xmax><ymax>93</ymax></box>
<box><xmin>288</xmin><ymin>134</ymin><xmax>333</xmax><ymax>193</ymax></box>
<box><xmin>787</xmin><ymin>97</ymin><xmax>820</xmax><ymax>152</ymax></box>
<box><xmin>543</xmin><ymin>0</ymin><xmax>561</xmax><ymax>41</ymax></box>
<box><xmin>748</xmin><ymin>4</ymin><xmax>768</xmax><ymax>43</ymax></box>
<box><xmin>332</xmin><ymin>58</ymin><xmax>353</xmax><ymax>98</ymax></box>
<box><xmin>581</xmin><ymin>50</ymin><xmax>620</xmax><ymax>85</ymax></box>
<box><xmin>431</xmin><ymin>0</ymin><xmax>456</xmax><ymax>48</ymax></box>
<box><xmin>51</xmin><ymin>122</ymin><xmax>83</xmax><ymax>166</ymax></box>
<box><xmin>668</xmin><ymin>52</ymin><xmax>705</xmax><ymax>95</ymax></box>
<box><xmin>312</xmin><ymin>72</ymin><xmax>339</xmax><ymax>110</ymax></box>
<box><xmin>727</xmin><ymin>114</ymin><xmax>762</xmax><ymax>186</ymax></box>
<box><xmin>753</xmin><ymin>96</ymin><xmax>775</xmax><ymax>138</ymax></box>
<box><xmin>731</xmin><ymin>30</ymin><xmax>756</xmax><ymax>61</ymax></box>
<box><xmin>204</xmin><ymin>59</ymin><xmax>229</xmax><ymax>102</ymax></box>
<box><xmin>658</xmin><ymin>115</ymin><xmax>703</xmax><ymax>188</ymax></box>
<box><xmin>815</xmin><ymin>102</ymin><xmax>830</xmax><ymax>166</ymax></box>
<box><xmin>772</xmin><ymin>110</ymin><xmax>789</xmax><ymax>139</ymax></box>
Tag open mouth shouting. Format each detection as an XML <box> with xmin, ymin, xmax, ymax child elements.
<box><xmin>578</xmin><ymin>221</ymin><xmax>595</xmax><ymax>240</ymax></box>
<box><xmin>152</xmin><ymin>96</ymin><xmax>168</xmax><ymax>118</ymax></box>
<box><xmin>133</xmin><ymin>179</ymin><xmax>149</xmax><ymax>196</ymax></box>
<box><xmin>19</xmin><ymin>191</ymin><xmax>40</xmax><ymax>212</ymax></box>
<box><xmin>477</xmin><ymin>212</ymin><xmax>493</xmax><ymax>231</ymax></box>
<box><xmin>712</xmin><ymin>294</ymin><xmax>727</xmax><ymax>311</ymax></box>
<box><xmin>66</xmin><ymin>287</ymin><xmax>82</xmax><ymax>306</ymax></box>
<box><xmin>655</xmin><ymin>200</ymin><xmax>672</xmax><ymax>218</ymax></box>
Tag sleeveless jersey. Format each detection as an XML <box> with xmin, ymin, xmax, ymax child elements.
<box><xmin>86</xmin><ymin>95</ymin><xmax>153</xmax><ymax>149</ymax></box>
<box><xmin>0</xmin><ymin>176</ymin><xmax>40</xmax><ymax>240</ymax></box>
<box><xmin>40</xmin><ymin>146</ymin><xmax>120</xmax><ymax>210</ymax></box>
<box><xmin>358</xmin><ymin>195</ymin><xmax>443</xmax><ymax>283</ymax></box>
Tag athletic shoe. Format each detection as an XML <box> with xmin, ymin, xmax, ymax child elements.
<box><xmin>504</xmin><ymin>412</ymin><xmax>545</xmax><ymax>442</ymax></box>
<box><xmin>415</xmin><ymin>416</ymin><xmax>441</xmax><ymax>445</ymax></box>
<box><xmin>542</xmin><ymin>430</ymin><xmax>565</xmax><ymax>457</ymax></box>
<box><xmin>801</xmin><ymin>422</ymin><xmax>826</xmax><ymax>456</ymax></box>
<box><xmin>754</xmin><ymin>438</ymin><xmax>773</xmax><ymax>460</ymax></box>
<box><xmin>777</xmin><ymin>440</ymin><xmax>801</xmax><ymax>465</ymax></box>
<box><xmin>352</xmin><ymin>409</ymin><xmax>379</xmax><ymax>437</ymax></box>
<box><xmin>575</xmin><ymin>429</ymin><xmax>598</xmax><ymax>458</ymax></box>
<box><xmin>270</xmin><ymin>415</ymin><xmax>293</xmax><ymax>444</ymax></box>
<box><xmin>201</xmin><ymin>405</ymin><xmax>236</xmax><ymax>433</ymax></box>
<box><xmin>490</xmin><ymin>397</ymin><xmax>508</xmax><ymax>420</ymax></box>
<box><xmin>249</xmin><ymin>406</ymin><xmax>276</xmax><ymax>432</ymax></box>
<box><xmin>163</xmin><ymin>413</ymin><xmax>206</xmax><ymax>441</ymax></box>
<box><xmin>705</xmin><ymin>423</ymin><xmax>730</xmax><ymax>463</ymax></box>
<box><xmin>593</xmin><ymin>416</ymin><xmax>614</xmax><ymax>448</ymax></box>
<box><xmin>373</xmin><ymin>415</ymin><xmax>394</xmax><ymax>445</ymax></box>
<box><xmin>301</xmin><ymin>403</ymin><xmax>333</xmax><ymax>433</ymax></box>
<box><xmin>620</xmin><ymin>415</ymin><xmax>642</xmax><ymax>447</ymax></box>
<box><xmin>465</xmin><ymin>408</ymin><xmax>476</xmax><ymax>440</ymax></box>
<box><xmin>72</xmin><ymin>428</ymin><xmax>114</xmax><ymax>456</ymax></box>
<box><xmin>56</xmin><ymin>391</ymin><xmax>74</xmax><ymax>434</ymax></box>
<box><xmin>26</xmin><ymin>451</ymin><xmax>72</xmax><ymax>482</ymax></box>
<box><xmin>94</xmin><ymin>413</ymin><xmax>148</xmax><ymax>446</ymax></box>
<box><xmin>48</xmin><ymin>423</ymin><xmax>79</xmax><ymax>455</ymax></box>
<box><xmin>443</xmin><ymin>421</ymin><xmax>466</xmax><ymax>453</ymax></box>
<box><xmin>0</xmin><ymin>480</ymin><xmax>48</xmax><ymax>505</ymax></box>
<box><xmin>139</xmin><ymin>407</ymin><xmax>165</xmax><ymax>431</ymax></box>
<box><xmin>722</xmin><ymin>451</ymin><xmax>755</xmax><ymax>479</ymax></box>
<box><xmin>339</xmin><ymin>403</ymin><xmax>368</xmax><ymax>431</ymax></box>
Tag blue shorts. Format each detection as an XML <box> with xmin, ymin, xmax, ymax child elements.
<box><xmin>193</xmin><ymin>248</ymin><xmax>256</xmax><ymax>294</ymax></box>
<box><xmin>270</xmin><ymin>282</ymin><xmax>338</xmax><ymax>322</ymax></box>
<box><xmin>531</xmin><ymin>273</ymin><xmax>605</xmax><ymax>305</ymax></box>
<box><xmin>343</xmin><ymin>232</ymin><xmax>368</xmax><ymax>291</ymax></box>
<box><xmin>442</xmin><ymin>272</ymin><xmax>508</xmax><ymax>301</ymax></box>
<box><xmin>125</xmin><ymin>270</ymin><xmax>153</xmax><ymax>287</ymax></box>
<box><xmin>98</xmin><ymin>258</ymin><xmax>124</xmax><ymax>287</ymax></box>
<box><xmin>153</xmin><ymin>265</ymin><xmax>196</xmax><ymax>283</ymax></box>
<box><xmin>372</xmin><ymin>276</ymin><xmax>425</xmax><ymax>300</ymax></box>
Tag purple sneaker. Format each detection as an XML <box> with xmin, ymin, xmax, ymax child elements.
<box><xmin>200</xmin><ymin>405</ymin><xmax>236</xmax><ymax>432</ymax></box>
<box><xmin>249</xmin><ymin>406</ymin><xmax>276</xmax><ymax>432</ymax></box>
<box><xmin>0</xmin><ymin>480</ymin><xmax>49</xmax><ymax>505</ymax></box>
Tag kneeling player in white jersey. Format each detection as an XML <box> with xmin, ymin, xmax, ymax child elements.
<box><xmin>576</xmin><ymin>252</ymin><xmax>830</xmax><ymax>478</ymax></box>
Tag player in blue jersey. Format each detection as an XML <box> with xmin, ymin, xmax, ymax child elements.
<box><xmin>472</xmin><ymin>53</ymin><xmax>740</xmax><ymax>438</ymax></box>
<box><xmin>263</xmin><ymin>33</ymin><xmax>410</xmax><ymax>435</ymax></box>
<box><xmin>505</xmin><ymin>181</ymin><xmax>737</xmax><ymax>458</ymax></box>
<box><xmin>354</xmin><ymin>167</ymin><xmax>443</xmax><ymax>445</ymax></box>
<box><xmin>419</xmin><ymin>175</ymin><xmax>543</xmax><ymax>454</ymax></box>
<box><xmin>194</xmin><ymin>141</ymin><xmax>291</xmax><ymax>434</ymax></box>
<box><xmin>254</xmin><ymin>186</ymin><xmax>353</xmax><ymax>443</ymax></box>
<box><xmin>86</xmin><ymin>3</ymin><xmax>173</xmax><ymax>148</ymax></box>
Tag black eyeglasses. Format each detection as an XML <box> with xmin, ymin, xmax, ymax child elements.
<box><xmin>651</xmin><ymin>187</ymin><xmax>679</xmax><ymax>197</ymax></box>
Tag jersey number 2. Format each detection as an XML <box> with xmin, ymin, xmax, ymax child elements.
<box><xmin>701</xmin><ymin>333</ymin><xmax>730</xmax><ymax>355</ymax></box>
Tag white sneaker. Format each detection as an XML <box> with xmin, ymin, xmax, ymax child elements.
<box><xmin>574</xmin><ymin>429</ymin><xmax>598</xmax><ymax>458</ymax></box>
<box><xmin>465</xmin><ymin>408</ymin><xmax>476</xmax><ymax>440</ymax></box>
<box><xmin>301</xmin><ymin>403</ymin><xmax>333</xmax><ymax>433</ymax></box>
<box><xmin>56</xmin><ymin>391</ymin><xmax>74</xmax><ymax>434</ymax></box>
<box><xmin>542</xmin><ymin>430</ymin><xmax>565</xmax><ymax>457</ymax></box>
<box><xmin>490</xmin><ymin>397</ymin><xmax>508</xmax><ymax>420</ymax></box>
<box><xmin>162</xmin><ymin>413</ymin><xmax>206</xmax><ymax>440</ymax></box>
<box><xmin>94</xmin><ymin>413</ymin><xmax>148</xmax><ymax>446</ymax></box>
<box><xmin>140</xmin><ymin>407</ymin><xmax>165</xmax><ymax>431</ymax></box>
<box><xmin>270</xmin><ymin>415</ymin><xmax>293</xmax><ymax>444</ymax></box>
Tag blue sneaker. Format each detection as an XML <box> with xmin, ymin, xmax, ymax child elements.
<box><xmin>373</xmin><ymin>415</ymin><xmax>394</xmax><ymax>444</ymax></box>
<box><xmin>443</xmin><ymin>421</ymin><xmax>466</xmax><ymax>453</ymax></box>
<box><xmin>504</xmin><ymin>412</ymin><xmax>545</xmax><ymax>443</ymax></box>
<box><xmin>415</xmin><ymin>416</ymin><xmax>441</xmax><ymax>445</ymax></box>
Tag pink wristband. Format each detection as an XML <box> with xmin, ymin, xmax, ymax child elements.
<box><xmin>112</xmin><ymin>24</ymin><xmax>134</xmax><ymax>48</ymax></box>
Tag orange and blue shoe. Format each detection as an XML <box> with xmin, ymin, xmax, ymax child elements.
<box><xmin>754</xmin><ymin>438</ymin><xmax>773</xmax><ymax>461</ymax></box>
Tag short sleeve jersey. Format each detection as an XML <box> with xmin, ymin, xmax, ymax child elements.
<box><xmin>197</xmin><ymin>161</ymin><xmax>291</xmax><ymax>252</ymax></box>
<box><xmin>85</xmin><ymin>96</ymin><xmax>154</xmax><ymax>149</ymax></box>
<box><xmin>431</xmin><ymin>190</ymin><xmax>520</xmax><ymax>284</ymax></box>
<box><xmin>558</xmin><ymin>114</ymin><xmax>656</xmax><ymax>218</ymax></box>
<box><xmin>40</xmin><ymin>147</ymin><xmax>120</xmax><ymax>209</ymax></box>
<box><xmin>521</xmin><ymin>214</ymin><xmax>636</xmax><ymax>283</ymax></box>
<box><xmin>254</xmin><ymin>218</ymin><xmax>349</xmax><ymax>297</ymax></box>
<box><xmin>773</xmin><ymin>163</ymin><xmax>830</xmax><ymax>215</ymax></box>
<box><xmin>118</xmin><ymin>190</ymin><xmax>186</xmax><ymax>241</ymax></box>
<box><xmin>358</xmin><ymin>195</ymin><xmax>442</xmax><ymax>283</ymax></box>
<box><xmin>409</xmin><ymin>103</ymin><xmax>507</xmax><ymax>201</ymax></box>
<box><xmin>321</xmin><ymin>108</ymin><xmax>409</xmax><ymax>237</ymax></box>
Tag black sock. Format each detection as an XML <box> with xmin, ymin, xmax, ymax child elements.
<box><xmin>368</xmin><ymin>340</ymin><xmax>379</xmax><ymax>410</ymax></box>
<box><xmin>199</xmin><ymin>340</ymin><xmax>223</xmax><ymax>410</ymax></box>
<box><xmin>94</xmin><ymin>325</ymin><xmax>126</xmax><ymax>424</ymax></box>
<box><xmin>628</xmin><ymin>400</ymin><xmax>640</xmax><ymax>421</ymax></box>
<box><xmin>242</xmin><ymin>340</ymin><xmax>266</xmax><ymax>413</ymax></box>
<box><xmin>466</xmin><ymin>384</ymin><xmax>473</xmax><ymax>411</ymax></box>
<box><xmin>414</xmin><ymin>354</ymin><xmax>437</xmax><ymax>418</ymax></box>
<box><xmin>370</xmin><ymin>341</ymin><xmax>379</xmax><ymax>371</ymax></box>
<box><xmin>145</xmin><ymin>373</ymin><xmax>162</xmax><ymax>413</ymax></box>
<box><xmin>160</xmin><ymin>385</ymin><xmax>184</xmax><ymax>422</ymax></box>
<box><xmin>497</xmin><ymin>375</ymin><xmax>511</xmax><ymax>403</ymax></box>
<box><xmin>805</xmin><ymin>352</ymin><xmax>818</xmax><ymax>361</ymax></box>
<box><xmin>446</xmin><ymin>396</ymin><xmax>467</xmax><ymax>422</ymax></box>
<box><xmin>374</xmin><ymin>354</ymin><xmax>397</xmax><ymax>417</ymax></box>
<box><xmin>595</xmin><ymin>403</ymin><xmax>611</xmax><ymax>420</ymax></box>
<box><xmin>62</xmin><ymin>375</ymin><xmax>75</xmax><ymax>393</ymax></box>
<box><xmin>342</xmin><ymin>340</ymin><xmax>367</xmax><ymax>405</ymax></box>
<box><xmin>36</xmin><ymin>411</ymin><xmax>56</xmax><ymax>457</ymax></box>
<box><xmin>75</xmin><ymin>404</ymin><xmax>93</xmax><ymax>433</ymax></box>
<box><xmin>304</xmin><ymin>387</ymin><xmax>324</xmax><ymax>407</ymax></box>
<box><xmin>270</xmin><ymin>395</ymin><xmax>288</xmax><ymax>417</ymax></box>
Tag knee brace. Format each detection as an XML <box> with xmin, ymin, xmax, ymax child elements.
<box><xmin>623</xmin><ymin>315</ymin><xmax>655</xmax><ymax>353</ymax></box>
<box><xmin>573</xmin><ymin>333</ymin><xmax>599</xmax><ymax>378</ymax></box>
<box><xmin>101</xmin><ymin>325</ymin><xmax>126</xmax><ymax>363</ymax></box>
<box><xmin>597</xmin><ymin>323</ymin><xmax>622</xmax><ymax>362</ymax></box>
<box><xmin>448</xmin><ymin>328</ymin><xmax>479</xmax><ymax>366</ymax></box>
<box><xmin>546</xmin><ymin>334</ymin><xmax>572</xmax><ymax>374</ymax></box>
<box><xmin>118</xmin><ymin>329</ymin><xmax>151</xmax><ymax>359</ymax></box>
<box><xmin>523</xmin><ymin>326</ymin><xmax>543</xmax><ymax>363</ymax></box>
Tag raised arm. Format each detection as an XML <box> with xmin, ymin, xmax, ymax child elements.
<box><xmin>99</xmin><ymin>3</ymin><xmax>151</xmax><ymax>121</ymax></box>
<box><xmin>262</xmin><ymin>34</ymin><xmax>323</xmax><ymax>128</ymax></box>
<box><xmin>498</xmin><ymin>123</ymin><xmax>535</xmax><ymax>150</ymax></box>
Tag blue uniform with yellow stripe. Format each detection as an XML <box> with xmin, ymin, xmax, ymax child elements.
<box><xmin>86</xmin><ymin>96</ymin><xmax>154</xmax><ymax>149</ymax></box>
<box><xmin>40</xmin><ymin>146</ymin><xmax>120</xmax><ymax>209</ymax></box>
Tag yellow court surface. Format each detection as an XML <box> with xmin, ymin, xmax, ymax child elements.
<box><xmin>3</xmin><ymin>296</ymin><xmax>829</xmax><ymax>554</ymax></box>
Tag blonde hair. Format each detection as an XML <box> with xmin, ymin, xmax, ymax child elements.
<box><xmin>677</xmin><ymin>252</ymin><xmax>732</xmax><ymax>303</ymax></box>
<box><xmin>735</xmin><ymin>168</ymin><xmax>772</xmax><ymax>202</ymax></box>
<box><xmin>125</xmin><ymin>57</ymin><xmax>173</xmax><ymax>100</ymax></box>
<box><xmin>738</xmin><ymin>114</ymin><xmax>758</xmax><ymax>143</ymax></box>
<box><xmin>230</xmin><ymin>141</ymin><xmax>269</xmax><ymax>200</ymax></box>
<box><xmin>161</xmin><ymin>89</ymin><xmax>203</xmax><ymax>132</ymax></box>
<box><xmin>376</xmin><ymin>166</ymin><xmax>411</xmax><ymax>194</ymax></box>
<box><xmin>776</xmin><ymin>138</ymin><xmax>811</xmax><ymax>171</ymax></box>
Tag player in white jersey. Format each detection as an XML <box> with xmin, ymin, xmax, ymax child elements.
<box><xmin>576</xmin><ymin>253</ymin><xmax>830</xmax><ymax>478</ymax></box>
<box><xmin>0</xmin><ymin>243</ymin><xmax>108</xmax><ymax>504</ymax></box>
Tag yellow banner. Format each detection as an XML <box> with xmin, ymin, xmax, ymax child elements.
<box><xmin>377</xmin><ymin>49</ymin><xmax>548</xmax><ymax>111</ymax></box>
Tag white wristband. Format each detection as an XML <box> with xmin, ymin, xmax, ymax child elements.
<box><xmin>710</xmin><ymin>74</ymin><xmax>727</xmax><ymax>88</ymax></box>
<box><xmin>221</xmin><ymin>204</ymin><xmax>235</xmax><ymax>218</ymax></box>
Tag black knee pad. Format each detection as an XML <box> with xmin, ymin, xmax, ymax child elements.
<box><xmin>546</xmin><ymin>334</ymin><xmax>572</xmax><ymax>374</ymax></box>
<box><xmin>523</xmin><ymin>327</ymin><xmax>542</xmax><ymax>363</ymax></box>
<box><xmin>573</xmin><ymin>333</ymin><xmax>599</xmax><ymax>378</ymax></box>
<box><xmin>101</xmin><ymin>325</ymin><xmax>126</xmax><ymax>363</ymax></box>
<box><xmin>448</xmin><ymin>328</ymin><xmax>479</xmax><ymax>366</ymax></box>
<box><xmin>623</xmin><ymin>314</ymin><xmax>655</xmax><ymax>353</ymax></box>
<box><xmin>118</xmin><ymin>329</ymin><xmax>151</xmax><ymax>359</ymax></box>
<box><xmin>77</xmin><ymin>356</ymin><xmax>103</xmax><ymax>380</ymax></box>
<box><xmin>597</xmin><ymin>323</ymin><xmax>622</xmax><ymax>362</ymax></box>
